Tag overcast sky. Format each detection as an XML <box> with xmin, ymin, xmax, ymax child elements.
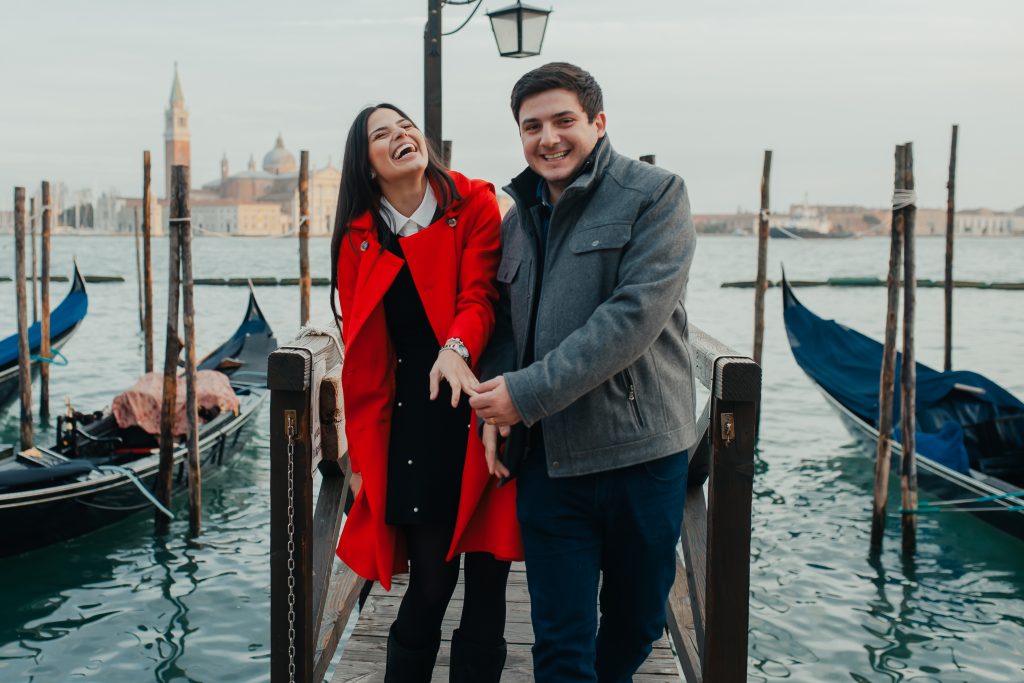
<box><xmin>2</xmin><ymin>0</ymin><xmax>1022</xmax><ymax>213</ymax></box>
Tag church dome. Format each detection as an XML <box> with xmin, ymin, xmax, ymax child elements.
<box><xmin>263</xmin><ymin>133</ymin><xmax>297</xmax><ymax>174</ymax></box>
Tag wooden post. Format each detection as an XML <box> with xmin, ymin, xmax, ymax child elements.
<box><xmin>14</xmin><ymin>188</ymin><xmax>33</xmax><ymax>451</ymax></box>
<box><xmin>176</xmin><ymin>165</ymin><xmax>202</xmax><ymax>538</ymax></box>
<box><xmin>156</xmin><ymin>168</ymin><xmax>184</xmax><ymax>532</ymax></box>
<box><xmin>424</xmin><ymin>0</ymin><xmax>443</xmax><ymax>155</ymax></box>
<box><xmin>143</xmin><ymin>151</ymin><xmax>155</xmax><ymax>373</ymax></box>
<box><xmin>39</xmin><ymin>181</ymin><xmax>52</xmax><ymax>421</ymax></box>
<box><xmin>298</xmin><ymin>150</ymin><xmax>311</xmax><ymax>327</ymax></box>
<box><xmin>752</xmin><ymin>150</ymin><xmax>772</xmax><ymax>367</ymax></box>
<box><xmin>29</xmin><ymin>196</ymin><xmax>38</xmax><ymax>322</ymax></box>
<box><xmin>442</xmin><ymin>140</ymin><xmax>452</xmax><ymax>168</ymax></box>
<box><xmin>900</xmin><ymin>143</ymin><xmax>918</xmax><ymax>555</ymax></box>
<box><xmin>944</xmin><ymin>125</ymin><xmax>958</xmax><ymax>372</ymax></box>
<box><xmin>134</xmin><ymin>206</ymin><xmax>144</xmax><ymax>332</ymax></box>
<box><xmin>870</xmin><ymin>144</ymin><xmax>905</xmax><ymax>551</ymax></box>
<box><xmin>639</xmin><ymin>154</ymin><xmax>656</xmax><ymax>165</ymax></box>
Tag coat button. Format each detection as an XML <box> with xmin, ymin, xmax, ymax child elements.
<box><xmin>360</xmin><ymin>240</ymin><xmax>369</xmax><ymax>251</ymax></box>
<box><xmin>397</xmin><ymin>402</ymin><xmax>403</xmax><ymax>407</ymax></box>
<box><xmin>447</xmin><ymin>217</ymin><xmax>457</xmax><ymax>227</ymax></box>
<box><xmin>408</xmin><ymin>459</ymin><xmax>413</xmax><ymax>465</ymax></box>
<box><xmin>591</xmin><ymin>240</ymin><xmax>600</xmax><ymax>247</ymax></box>
<box><xmin>413</xmin><ymin>507</ymin><xmax>419</xmax><ymax>513</ymax></box>
<box><xmin>398</xmin><ymin>358</ymin><xmax>403</xmax><ymax>364</ymax></box>
<box><xmin>552</xmin><ymin>460</ymin><xmax>560</xmax><ymax>468</ymax></box>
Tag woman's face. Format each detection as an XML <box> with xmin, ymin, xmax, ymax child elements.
<box><xmin>366</xmin><ymin>108</ymin><xmax>428</xmax><ymax>185</ymax></box>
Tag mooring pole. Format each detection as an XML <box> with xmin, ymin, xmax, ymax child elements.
<box><xmin>156</xmin><ymin>168</ymin><xmax>184</xmax><ymax>532</ymax></box>
<box><xmin>39</xmin><ymin>181</ymin><xmax>52</xmax><ymax>421</ymax></box>
<box><xmin>424</xmin><ymin>0</ymin><xmax>443</xmax><ymax>155</ymax></box>
<box><xmin>298</xmin><ymin>150</ymin><xmax>311</xmax><ymax>327</ymax></box>
<box><xmin>143</xmin><ymin>150</ymin><xmax>155</xmax><ymax>373</ymax></box>
<box><xmin>134</xmin><ymin>206</ymin><xmax>144</xmax><ymax>332</ymax></box>
<box><xmin>639</xmin><ymin>154</ymin><xmax>656</xmax><ymax>165</ymax></box>
<box><xmin>871</xmin><ymin>144</ymin><xmax>905</xmax><ymax>551</ymax></box>
<box><xmin>29</xmin><ymin>196</ymin><xmax>38</xmax><ymax>323</ymax></box>
<box><xmin>442</xmin><ymin>140</ymin><xmax>452</xmax><ymax>168</ymax></box>
<box><xmin>14</xmin><ymin>188</ymin><xmax>34</xmax><ymax>451</ymax></box>
<box><xmin>176</xmin><ymin>165</ymin><xmax>202</xmax><ymax>538</ymax></box>
<box><xmin>944</xmin><ymin>125</ymin><xmax>958</xmax><ymax>372</ymax></box>
<box><xmin>753</xmin><ymin>150</ymin><xmax>773</xmax><ymax>367</ymax></box>
<box><xmin>900</xmin><ymin>142</ymin><xmax>918</xmax><ymax>556</ymax></box>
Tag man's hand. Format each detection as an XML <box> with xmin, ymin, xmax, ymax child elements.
<box><xmin>469</xmin><ymin>375</ymin><xmax>523</xmax><ymax>432</ymax></box>
<box><xmin>481</xmin><ymin>423</ymin><xmax>511</xmax><ymax>478</ymax></box>
<box><xmin>429</xmin><ymin>349</ymin><xmax>480</xmax><ymax>408</ymax></box>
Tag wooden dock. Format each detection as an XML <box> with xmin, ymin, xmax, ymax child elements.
<box><xmin>267</xmin><ymin>325</ymin><xmax>760</xmax><ymax>682</ymax></box>
<box><xmin>331</xmin><ymin>564</ymin><xmax>681</xmax><ymax>682</ymax></box>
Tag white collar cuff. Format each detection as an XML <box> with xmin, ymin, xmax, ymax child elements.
<box><xmin>380</xmin><ymin>184</ymin><xmax>438</xmax><ymax>235</ymax></box>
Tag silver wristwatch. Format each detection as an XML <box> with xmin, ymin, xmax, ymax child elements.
<box><xmin>441</xmin><ymin>337</ymin><xmax>470</xmax><ymax>364</ymax></box>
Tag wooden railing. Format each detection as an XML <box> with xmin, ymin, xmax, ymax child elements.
<box><xmin>268</xmin><ymin>323</ymin><xmax>760</xmax><ymax>682</ymax></box>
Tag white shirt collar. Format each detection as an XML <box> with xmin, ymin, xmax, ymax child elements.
<box><xmin>379</xmin><ymin>184</ymin><xmax>438</xmax><ymax>237</ymax></box>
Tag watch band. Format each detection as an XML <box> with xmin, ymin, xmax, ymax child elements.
<box><xmin>441</xmin><ymin>337</ymin><xmax>470</xmax><ymax>364</ymax></box>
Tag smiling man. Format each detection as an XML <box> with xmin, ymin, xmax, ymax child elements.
<box><xmin>469</xmin><ymin>62</ymin><xmax>698</xmax><ymax>682</ymax></box>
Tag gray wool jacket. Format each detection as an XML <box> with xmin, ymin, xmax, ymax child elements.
<box><xmin>479</xmin><ymin>137</ymin><xmax>698</xmax><ymax>478</ymax></box>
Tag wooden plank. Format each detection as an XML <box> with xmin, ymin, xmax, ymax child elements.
<box><xmin>703</xmin><ymin>399</ymin><xmax>755</xmax><ymax>683</ymax></box>
<box><xmin>271</xmin><ymin>390</ymin><xmax>315</xmax><ymax>682</ymax></box>
<box><xmin>690</xmin><ymin>325</ymin><xmax>761</xmax><ymax>401</ymax></box>
<box><xmin>666</xmin><ymin>554</ymin><xmax>702</xmax><ymax>683</ymax></box>
<box><xmin>680</xmin><ymin>485</ymin><xmax>708</xmax><ymax>663</ymax></box>
<box><xmin>331</xmin><ymin>562</ymin><xmax>681</xmax><ymax>682</ymax></box>
<box><xmin>314</xmin><ymin>559</ymin><xmax>367</xmax><ymax>683</ymax></box>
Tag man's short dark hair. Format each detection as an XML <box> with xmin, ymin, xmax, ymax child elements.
<box><xmin>510</xmin><ymin>62</ymin><xmax>604</xmax><ymax>124</ymax></box>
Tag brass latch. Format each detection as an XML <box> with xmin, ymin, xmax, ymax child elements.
<box><xmin>721</xmin><ymin>413</ymin><xmax>735</xmax><ymax>447</ymax></box>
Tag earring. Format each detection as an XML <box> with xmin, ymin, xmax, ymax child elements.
<box><xmin>370</xmin><ymin>170</ymin><xmax>377</xmax><ymax>179</ymax></box>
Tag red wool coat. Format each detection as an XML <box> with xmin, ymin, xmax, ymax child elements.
<box><xmin>334</xmin><ymin>172</ymin><xmax>523</xmax><ymax>590</ymax></box>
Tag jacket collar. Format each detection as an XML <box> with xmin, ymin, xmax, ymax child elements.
<box><xmin>349</xmin><ymin>170</ymin><xmax>474</xmax><ymax>233</ymax></box>
<box><xmin>504</xmin><ymin>135</ymin><xmax>614</xmax><ymax>212</ymax></box>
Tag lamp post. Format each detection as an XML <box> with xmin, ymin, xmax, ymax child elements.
<box><xmin>423</xmin><ymin>0</ymin><xmax>551</xmax><ymax>156</ymax></box>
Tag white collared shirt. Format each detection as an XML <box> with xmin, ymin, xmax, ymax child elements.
<box><xmin>379</xmin><ymin>184</ymin><xmax>438</xmax><ymax>237</ymax></box>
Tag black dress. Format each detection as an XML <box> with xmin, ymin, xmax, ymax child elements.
<box><xmin>383</xmin><ymin>235</ymin><xmax>470</xmax><ymax>526</ymax></box>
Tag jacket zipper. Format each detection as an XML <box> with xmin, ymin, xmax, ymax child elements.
<box><xmin>622</xmin><ymin>367</ymin><xmax>644</xmax><ymax>427</ymax></box>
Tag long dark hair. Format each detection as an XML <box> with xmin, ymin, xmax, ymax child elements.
<box><xmin>329</xmin><ymin>103</ymin><xmax>459</xmax><ymax>335</ymax></box>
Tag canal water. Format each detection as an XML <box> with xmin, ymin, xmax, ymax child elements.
<box><xmin>1</xmin><ymin>234</ymin><xmax>1022</xmax><ymax>682</ymax></box>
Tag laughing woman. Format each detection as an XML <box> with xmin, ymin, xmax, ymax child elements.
<box><xmin>330</xmin><ymin>104</ymin><xmax>522</xmax><ymax>682</ymax></box>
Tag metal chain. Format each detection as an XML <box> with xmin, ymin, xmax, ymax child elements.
<box><xmin>286</xmin><ymin>414</ymin><xmax>297</xmax><ymax>683</ymax></box>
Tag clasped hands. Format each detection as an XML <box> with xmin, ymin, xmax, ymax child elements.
<box><xmin>428</xmin><ymin>349</ymin><xmax>520</xmax><ymax>478</ymax></box>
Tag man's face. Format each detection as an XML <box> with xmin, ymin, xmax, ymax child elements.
<box><xmin>517</xmin><ymin>88</ymin><xmax>606</xmax><ymax>201</ymax></box>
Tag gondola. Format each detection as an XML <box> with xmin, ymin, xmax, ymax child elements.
<box><xmin>0</xmin><ymin>264</ymin><xmax>89</xmax><ymax>413</ymax></box>
<box><xmin>781</xmin><ymin>274</ymin><xmax>1024</xmax><ymax>540</ymax></box>
<box><xmin>0</xmin><ymin>288</ymin><xmax>277</xmax><ymax>557</ymax></box>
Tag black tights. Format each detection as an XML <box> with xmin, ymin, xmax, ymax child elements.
<box><xmin>393</xmin><ymin>523</ymin><xmax>511</xmax><ymax>649</ymax></box>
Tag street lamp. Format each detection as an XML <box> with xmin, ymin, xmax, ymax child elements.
<box><xmin>487</xmin><ymin>1</ymin><xmax>551</xmax><ymax>58</ymax></box>
<box><xmin>424</xmin><ymin>0</ymin><xmax>553</xmax><ymax>158</ymax></box>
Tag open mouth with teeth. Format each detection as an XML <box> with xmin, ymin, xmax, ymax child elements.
<box><xmin>392</xmin><ymin>143</ymin><xmax>417</xmax><ymax>160</ymax></box>
<box><xmin>542</xmin><ymin>150</ymin><xmax>570</xmax><ymax>161</ymax></box>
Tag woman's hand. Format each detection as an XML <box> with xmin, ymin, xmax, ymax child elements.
<box><xmin>481</xmin><ymin>423</ymin><xmax>511</xmax><ymax>478</ymax></box>
<box><xmin>429</xmin><ymin>349</ymin><xmax>480</xmax><ymax>408</ymax></box>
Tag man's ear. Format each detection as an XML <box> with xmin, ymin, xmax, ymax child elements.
<box><xmin>594</xmin><ymin>111</ymin><xmax>607</xmax><ymax>138</ymax></box>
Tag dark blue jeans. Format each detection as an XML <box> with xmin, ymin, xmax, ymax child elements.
<box><xmin>516</xmin><ymin>448</ymin><xmax>688</xmax><ymax>683</ymax></box>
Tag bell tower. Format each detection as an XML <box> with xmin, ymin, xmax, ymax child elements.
<box><xmin>164</xmin><ymin>62</ymin><xmax>191</xmax><ymax>198</ymax></box>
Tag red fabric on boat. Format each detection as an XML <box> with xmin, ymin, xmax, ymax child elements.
<box><xmin>112</xmin><ymin>370</ymin><xmax>239</xmax><ymax>437</ymax></box>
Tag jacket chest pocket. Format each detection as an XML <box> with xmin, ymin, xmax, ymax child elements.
<box><xmin>570</xmin><ymin>222</ymin><xmax>632</xmax><ymax>254</ymax></box>
<box><xmin>497</xmin><ymin>257</ymin><xmax>521</xmax><ymax>284</ymax></box>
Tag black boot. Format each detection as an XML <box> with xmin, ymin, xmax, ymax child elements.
<box><xmin>385</xmin><ymin>623</ymin><xmax>441</xmax><ymax>683</ymax></box>
<box><xmin>449</xmin><ymin>628</ymin><xmax>507</xmax><ymax>683</ymax></box>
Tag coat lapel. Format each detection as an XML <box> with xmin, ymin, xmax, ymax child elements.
<box><xmin>345</xmin><ymin>228</ymin><xmax>404</xmax><ymax>349</ymax></box>
<box><xmin>401</xmin><ymin>215</ymin><xmax>457</xmax><ymax>346</ymax></box>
